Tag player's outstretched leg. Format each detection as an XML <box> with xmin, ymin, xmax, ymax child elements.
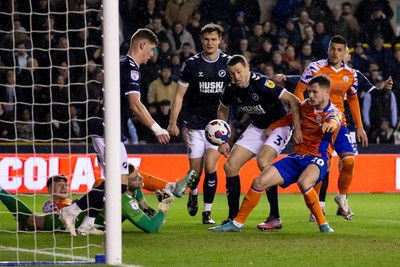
<box><xmin>257</xmin><ymin>186</ymin><xmax>282</xmax><ymax>231</ymax></box>
<box><xmin>172</xmin><ymin>170</ymin><xmax>196</xmax><ymax>198</ymax></box>
<box><xmin>208</xmin><ymin>219</ymin><xmax>243</xmax><ymax>232</ymax></box>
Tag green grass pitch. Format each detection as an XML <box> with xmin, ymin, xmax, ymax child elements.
<box><xmin>0</xmin><ymin>193</ymin><xmax>399</xmax><ymax>266</ymax></box>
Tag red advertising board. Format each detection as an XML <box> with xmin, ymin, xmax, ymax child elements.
<box><xmin>0</xmin><ymin>154</ymin><xmax>399</xmax><ymax>194</ymax></box>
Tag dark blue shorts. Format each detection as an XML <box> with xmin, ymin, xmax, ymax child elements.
<box><xmin>273</xmin><ymin>153</ymin><xmax>328</xmax><ymax>188</ymax></box>
<box><xmin>334</xmin><ymin>126</ymin><xmax>356</xmax><ymax>154</ymax></box>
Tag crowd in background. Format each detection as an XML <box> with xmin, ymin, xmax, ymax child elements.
<box><xmin>0</xmin><ymin>0</ymin><xmax>400</xmax><ymax>145</ymax></box>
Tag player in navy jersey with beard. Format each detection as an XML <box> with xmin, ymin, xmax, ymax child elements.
<box><xmin>217</xmin><ymin>55</ymin><xmax>302</xmax><ymax>225</ymax></box>
<box><xmin>60</xmin><ymin>29</ymin><xmax>171</xmax><ymax>236</ymax></box>
<box><xmin>168</xmin><ymin>23</ymin><xmax>231</xmax><ymax>224</ymax></box>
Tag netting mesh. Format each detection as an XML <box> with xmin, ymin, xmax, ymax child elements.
<box><xmin>0</xmin><ymin>0</ymin><xmax>104</xmax><ymax>264</ymax></box>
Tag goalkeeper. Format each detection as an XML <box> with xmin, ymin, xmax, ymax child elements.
<box><xmin>0</xmin><ymin>164</ymin><xmax>177</xmax><ymax>234</ymax></box>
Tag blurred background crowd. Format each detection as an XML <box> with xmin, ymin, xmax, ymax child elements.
<box><xmin>0</xmin><ymin>0</ymin><xmax>399</xmax><ymax>145</ymax></box>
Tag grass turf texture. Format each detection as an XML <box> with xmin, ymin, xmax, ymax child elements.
<box><xmin>0</xmin><ymin>193</ymin><xmax>399</xmax><ymax>266</ymax></box>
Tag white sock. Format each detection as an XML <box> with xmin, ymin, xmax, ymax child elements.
<box><xmin>337</xmin><ymin>193</ymin><xmax>347</xmax><ymax>200</ymax></box>
<box><xmin>319</xmin><ymin>201</ymin><xmax>325</xmax><ymax>208</ymax></box>
<box><xmin>81</xmin><ymin>216</ymin><xmax>95</xmax><ymax>227</ymax></box>
<box><xmin>233</xmin><ymin>220</ymin><xmax>243</xmax><ymax>228</ymax></box>
<box><xmin>165</xmin><ymin>182</ymin><xmax>175</xmax><ymax>192</ymax></box>
<box><xmin>67</xmin><ymin>203</ymin><xmax>82</xmax><ymax>216</ymax></box>
<box><xmin>203</xmin><ymin>203</ymin><xmax>212</xmax><ymax>212</ymax></box>
<box><xmin>190</xmin><ymin>188</ymin><xmax>198</xmax><ymax>195</ymax></box>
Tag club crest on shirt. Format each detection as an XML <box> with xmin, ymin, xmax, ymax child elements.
<box><xmin>316</xmin><ymin>115</ymin><xmax>322</xmax><ymax>122</ymax></box>
<box><xmin>131</xmin><ymin>70</ymin><xmax>139</xmax><ymax>81</ymax></box>
<box><xmin>218</xmin><ymin>70</ymin><xmax>226</xmax><ymax>77</ymax></box>
<box><xmin>129</xmin><ymin>199</ymin><xmax>139</xmax><ymax>210</ymax></box>
<box><xmin>122</xmin><ymin>161</ymin><xmax>128</xmax><ymax>169</ymax></box>
<box><xmin>265</xmin><ymin>79</ymin><xmax>276</xmax><ymax>88</ymax></box>
<box><xmin>343</xmin><ymin>75</ymin><xmax>349</xmax><ymax>82</ymax></box>
<box><xmin>252</xmin><ymin>93</ymin><xmax>259</xmax><ymax>101</ymax></box>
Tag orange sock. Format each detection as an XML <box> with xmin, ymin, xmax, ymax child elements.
<box><xmin>235</xmin><ymin>187</ymin><xmax>262</xmax><ymax>224</ymax></box>
<box><xmin>140</xmin><ymin>171</ymin><xmax>168</xmax><ymax>191</ymax></box>
<box><xmin>303</xmin><ymin>187</ymin><xmax>327</xmax><ymax>226</ymax></box>
<box><xmin>338</xmin><ymin>157</ymin><xmax>354</xmax><ymax>195</ymax></box>
<box><xmin>313</xmin><ymin>181</ymin><xmax>322</xmax><ymax>197</ymax></box>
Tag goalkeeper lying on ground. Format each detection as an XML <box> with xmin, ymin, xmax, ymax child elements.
<box><xmin>0</xmin><ymin>164</ymin><xmax>194</xmax><ymax>234</ymax></box>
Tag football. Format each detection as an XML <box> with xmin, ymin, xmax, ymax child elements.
<box><xmin>205</xmin><ymin>119</ymin><xmax>231</xmax><ymax>146</ymax></box>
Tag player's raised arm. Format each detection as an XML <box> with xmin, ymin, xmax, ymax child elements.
<box><xmin>128</xmin><ymin>93</ymin><xmax>170</xmax><ymax>144</ymax></box>
<box><xmin>280</xmin><ymin>90</ymin><xmax>302</xmax><ymax>144</ymax></box>
<box><xmin>168</xmin><ymin>83</ymin><xmax>188</xmax><ymax>136</ymax></box>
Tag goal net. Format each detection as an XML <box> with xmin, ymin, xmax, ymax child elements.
<box><xmin>0</xmin><ymin>0</ymin><xmax>109</xmax><ymax>264</ymax></box>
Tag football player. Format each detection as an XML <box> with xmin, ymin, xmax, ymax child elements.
<box><xmin>210</xmin><ymin>75</ymin><xmax>341</xmax><ymax>233</ymax></box>
<box><xmin>217</xmin><ymin>54</ymin><xmax>301</xmax><ymax>225</ymax></box>
<box><xmin>168</xmin><ymin>23</ymin><xmax>231</xmax><ymax>224</ymax></box>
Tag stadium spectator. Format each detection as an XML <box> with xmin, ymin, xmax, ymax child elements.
<box><xmin>69</xmin><ymin>105</ymin><xmax>85</xmax><ymax>141</ymax></box>
<box><xmin>148</xmin><ymin>15</ymin><xmax>169</xmax><ymax>43</ymax></box>
<box><xmin>227</xmin><ymin>11</ymin><xmax>251</xmax><ymax>55</ymax></box>
<box><xmin>325</xmin><ymin>4</ymin><xmax>352</xmax><ymax>45</ymax></box>
<box><xmin>282</xmin><ymin>45</ymin><xmax>302</xmax><ymax>75</ymax></box>
<box><xmin>373</xmin><ymin>118</ymin><xmax>395</xmax><ymax>144</ymax></box>
<box><xmin>273</xmin><ymin>31</ymin><xmax>290</xmax><ymax>54</ymax></box>
<box><xmin>295</xmin><ymin>0</ymin><xmax>321</xmax><ymax>23</ymax></box>
<box><xmin>253</xmin><ymin>38</ymin><xmax>273</xmax><ymax>69</ymax></box>
<box><xmin>198</xmin><ymin>0</ymin><xmax>234</xmax><ymax>28</ymax></box>
<box><xmin>270</xmin><ymin>0</ymin><xmax>301</xmax><ymax>30</ymax></box>
<box><xmin>313</xmin><ymin>21</ymin><xmax>330</xmax><ymax>59</ymax></box>
<box><xmin>272</xmin><ymin>51</ymin><xmax>292</xmax><ymax>75</ymax></box>
<box><xmin>170</xmin><ymin>53</ymin><xmax>182</xmax><ymax>82</ymax></box>
<box><xmin>302</xmin><ymin>25</ymin><xmax>320</xmax><ymax>58</ymax></box>
<box><xmin>283</xmin><ymin>18</ymin><xmax>302</xmax><ymax>53</ymax></box>
<box><xmin>362</xmin><ymin>80</ymin><xmax>398</xmax><ymax>141</ymax></box>
<box><xmin>2</xmin><ymin>70</ymin><xmax>16</xmax><ymax>120</ymax></box>
<box><xmin>16</xmin><ymin>108</ymin><xmax>33</xmax><ymax>141</ymax></box>
<box><xmin>292</xmin><ymin>10</ymin><xmax>314</xmax><ymax>40</ymax></box>
<box><xmin>341</xmin><ymin>2</ymin><xmax>360</xmax><ymax>47</ymax></box>
<box><xmin>167</xmin><ymin>21</ymin><xmax>196</xmax><ymax>54</ymax></box>
<box><xmin>14</xmin><ymin>42</ymin><xmax>31</xmax><ymax>75</ymax></box>
<box><xmin>349</xmin><ymin>43</ymin><xmax>369</xmax><ymax>74</ymax></box>
<box><xmin>355</xmin><ymin>0</ymin><xmax>394</xmax><ymax>30</ymax></box>
<box><xmin>164</xmin><ymin>0</ymin><xmax>196</xmax><ymax>28</ymax></box>
<box><xmin>297</xmin><ymin>43</ymin><xmax>316</xmax><ymax>66</ymax></box>
<box><xmin>0</xmin><ymin>103</ymin><xmax>15</xmax><ymax>140</ymax></box>
<box><xmin>135</xmin><ymin>0</ymin><xmax>163</xmax><ymax>29</ymax></box>
<box><xmin>364</xmin><ymin>34</ymin><xmax>393</xmax><ymax>75</ymax></box>
<box><xmin>157</xmin><ymin>39</ymin><xmax>173</xmax><ymax>67</ymax></box>
<box><xmin>234</xmin><ymin>0</ymin><xmax>261</xmax><ymax>28</ymax></box>
<box><xmin>179</xmin><ymin>42</ymin><xmax>196</xmax><ymax>62</ymax></box>
<box><xmin>360</xmin><ymin>7</ymin><xmax>396</xmax><ymax>45</ymax></box>
<box><xmin>186</xmin><ymin>10</ymin><xmax>203</xmax><ymax>53</ymax></box>
<box><xmin>261</xmin><ymin>20</ymin><xmax>277</xmax><ymax>45</ymax></box>
<box><xmin>248</xmin><ymin>23</ymin><xmax>266</xmax><ymax>57</ymax></box>
<box><xmin>147</xmin><ymin>64</ymin><xmax>177</xmax><ymax>104</ymax></box>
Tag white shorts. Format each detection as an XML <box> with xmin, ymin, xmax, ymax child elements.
<box><xmin>91</xmin><ymin>136</ymin><xmax>129</xmax><ymax>176</ymax></box>
<box><xmin>235</xmin><ymin>124</ymin><xmax>292</xmax><ymax>155</ymax></box>
<box><xmin>186</xmin><ymin>129</ymin><xmax>219</xmax><ymax>159</ymax></box>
